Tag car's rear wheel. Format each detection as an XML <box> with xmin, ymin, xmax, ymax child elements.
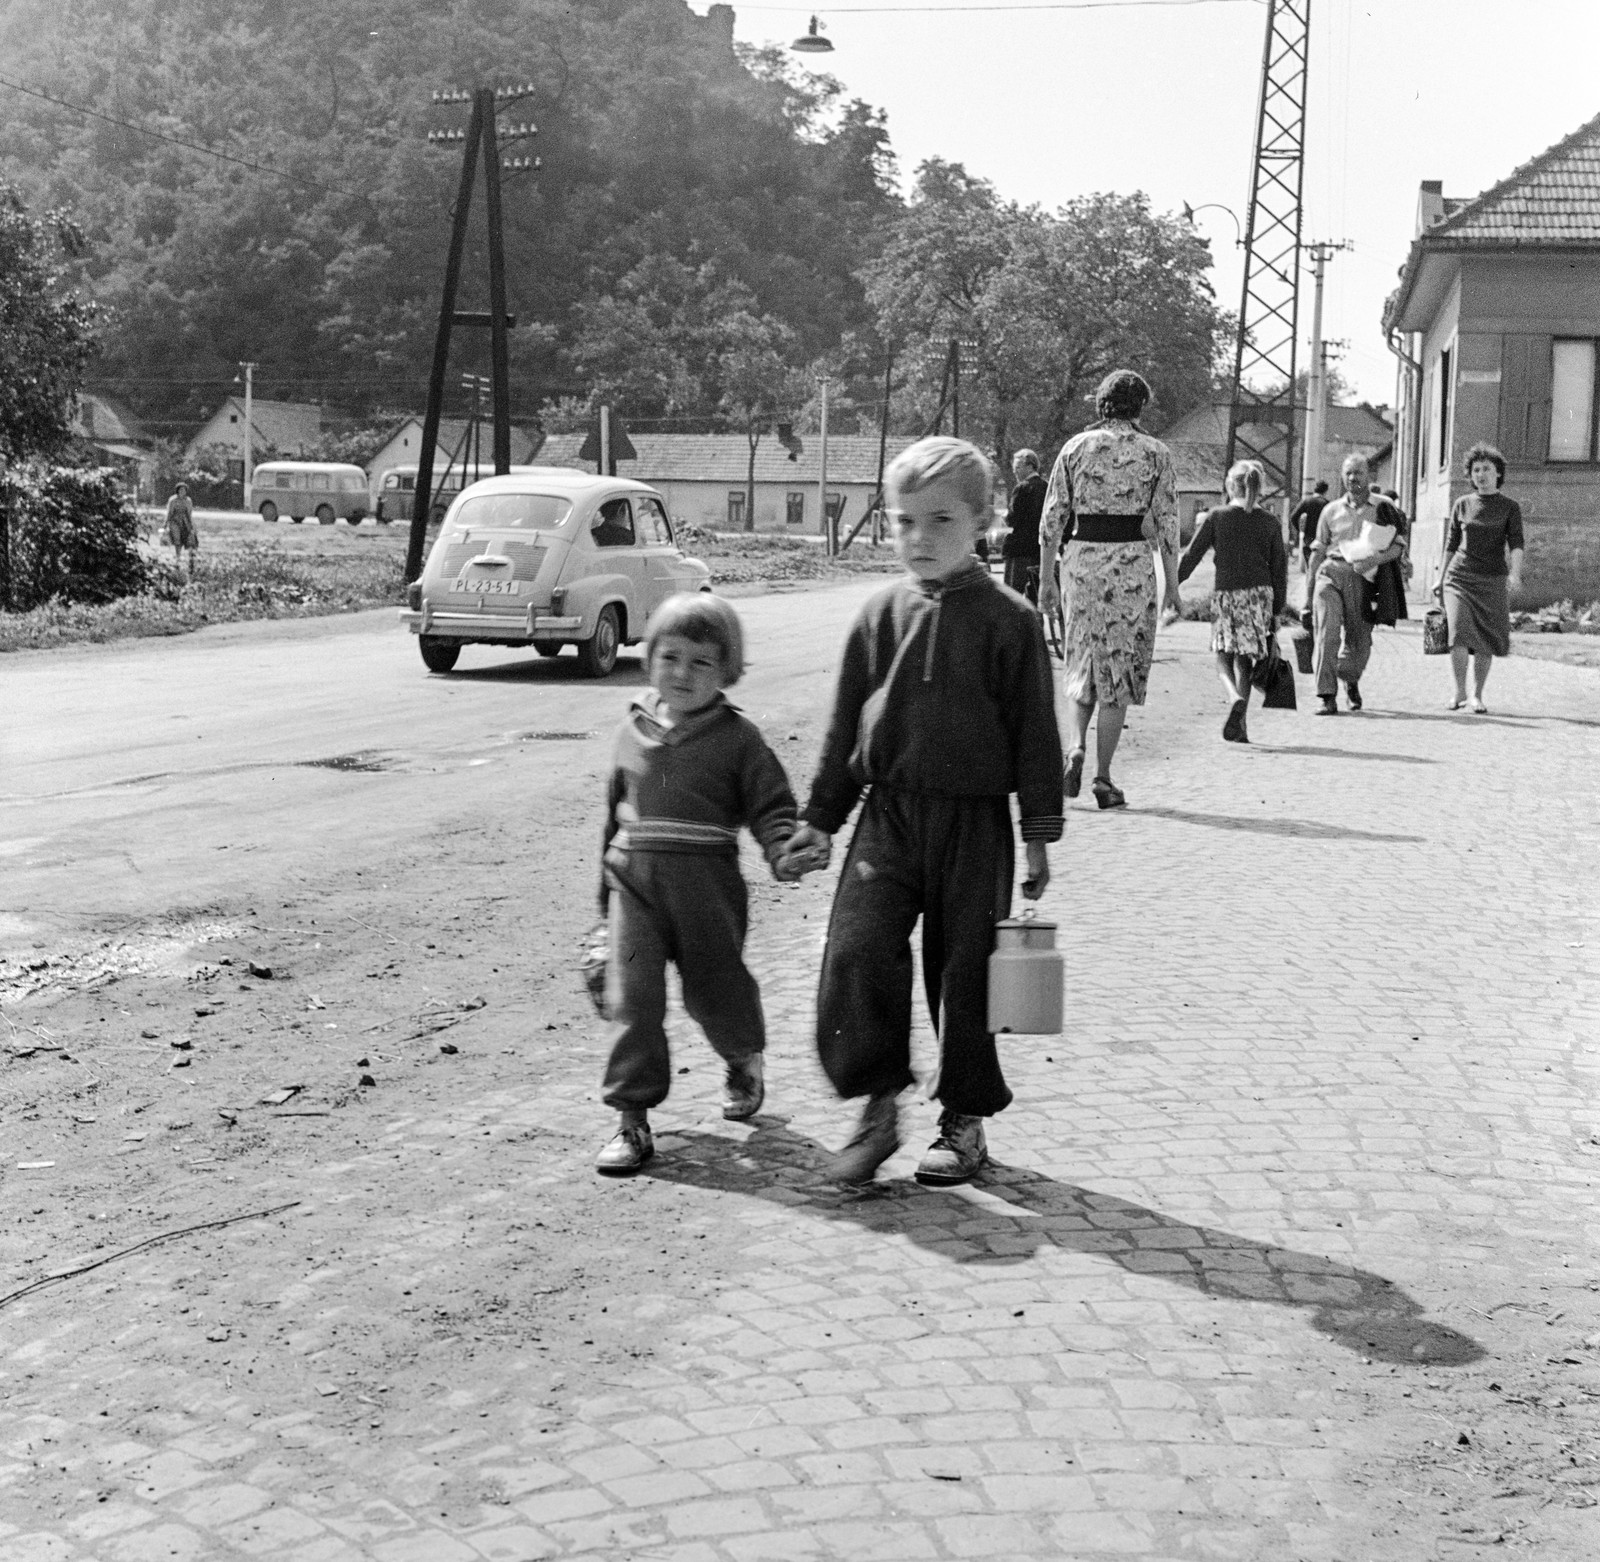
<box><xmin>316</xmin><ymin>503</ymin><xmax>335</xmax><ymax>525</ymax></box>
<box><xmin>418</xmin><ymin>635</ymin><xmax>461</xmax><ymax>674</ymax></box>
<box><xmin>533</xmin><ymin>641</ymin><xmax>563</xmax><ymax>658</ymax></box>
<box><xmin>577</xmin><ymin>605</ymin><xmax>620</xmax><ymax>678</ymax></box>
<box><xmin>259</xmin><ymin>501</ymin><xmax>279</xmax><ymax>523</ymax></box>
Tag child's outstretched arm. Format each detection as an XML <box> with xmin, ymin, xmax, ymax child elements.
<box><xmin>740</xmin><ymin>727</ymin><xmax>801</xmax><ymax>881</ymax></box>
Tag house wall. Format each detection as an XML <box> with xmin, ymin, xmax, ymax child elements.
<box><xmin>652</xmin><ymin>479</ymin><xmax>880</xmax><ymax>535</ymax></box>
<box><xmin>1414</xmin><ymin>255</ymin><xmax>1600</xmax><ymax>594</ymax></box>
<box><xmin>1412</xmin><ymin>270</ymin><xmax>1463</xmax><ymax>580</ymax></box>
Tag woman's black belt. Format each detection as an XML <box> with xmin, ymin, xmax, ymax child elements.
<box><xmin>1070</xmin><ymin>513</ymin><xmax>1148</xmax><ymax>543</ymax></box>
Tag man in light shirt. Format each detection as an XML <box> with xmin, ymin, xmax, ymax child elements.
<box><xmin>1305</xmin><ymin>454</ymin><xmax>1408</xmax><ymax>715</ymax></box>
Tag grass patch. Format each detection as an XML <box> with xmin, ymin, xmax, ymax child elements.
<box><xmin>0</xmin><ymin>542</ymin><xmax>404</xmax><ymax>652</ymax></box>
<box><xmin>689</xmin><ymin>530</ymin><xmax>903</xmax><ymax>586</ymax></box>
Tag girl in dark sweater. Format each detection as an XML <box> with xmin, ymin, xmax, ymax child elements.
<box><xmin>1177</xmin><ymin>460</ymin><xmax>1287</xmax><ymax>743</ymax></box>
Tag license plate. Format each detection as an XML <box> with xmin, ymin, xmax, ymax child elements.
<box><xmin>452</xmin><ymin>577</ymin><xmax>519</xmax><ymax>595</ymax></box>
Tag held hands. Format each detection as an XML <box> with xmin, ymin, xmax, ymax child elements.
<box><xmin>1021</xmin><ymin>841</ymin><xmax>1050</xmax><ymax>900</ymax></box>
<box><xmin>774</xmin><ymin>823</ymin><xmax>832</xmax><ymax>882</ymax></box>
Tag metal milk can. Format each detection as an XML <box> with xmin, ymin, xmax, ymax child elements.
<box><xmin>986</xmin><ymin>910</ymin><xmax>1063</xmax><ymax>1036</ymax></box>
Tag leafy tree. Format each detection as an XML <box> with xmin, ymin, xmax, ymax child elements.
<box><xmin>716</xmin><ymin>311</ymin><xmax>803</xmax><ymax>532</ymax></box>
<box><xmin>0</xmin><ymin>183</ymin><xmax>98</xmax><ymax>464</ymax></box>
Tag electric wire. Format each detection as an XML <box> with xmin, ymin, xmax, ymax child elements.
<box><xmin>735</xmin><ymin>0</ymin><xmax>1260</xmax><ymax>10</ymax></box>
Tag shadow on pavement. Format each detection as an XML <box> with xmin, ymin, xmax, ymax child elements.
<box><xmin>449</xmin><ymin>653</ymin><xmax>650</xmax><ymax>685</ymax></box>
<box><xmin>1132</xmin><ymin>807</ymin><xmax>1424</xmax><ymax>844</ymax></box>
<box><xmin>1256</xmin><ymin>745</ymin><xmax>1438</xmax><ymax>766</ymax></box>
<box><xmin>1361</xmin><ymin>709</ymin><xmax>1530</xmax><ymax>730</ymax></box>
<box><xmin>643</xmin><ymin>1119</ymin><xmax>1483</xmax><ymax>1369</ymax></box>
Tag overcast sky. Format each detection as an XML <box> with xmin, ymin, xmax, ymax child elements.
<box><xmin>704</xmin><ymin>0</ymin><xmax>1600</xmax><ymax>408</ymax></box>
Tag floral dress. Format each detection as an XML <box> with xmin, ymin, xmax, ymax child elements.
<box><xmin>1040</xmin><ymin>419</ymin><xmax>1179</xmax><ymax>707</ymax></box>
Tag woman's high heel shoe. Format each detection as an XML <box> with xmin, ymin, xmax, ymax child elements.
<box><xmin>1092</xmin><ymin>777</ymin><xmax>1126</xmax><ymax>810</ymax></box>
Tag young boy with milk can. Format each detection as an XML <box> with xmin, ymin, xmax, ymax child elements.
<box><xmin>782</xmin><ymin>437</ymin><xmax>1064</xmax><ymax>1186</ymax></box>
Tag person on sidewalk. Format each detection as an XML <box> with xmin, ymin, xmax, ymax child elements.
<box><xmin>594</xmin><ymin>594</ymin><xmax>805</xmax><ymax>1177</ymax></box>
<box><xmin>1305</xmin><ymin>454</ymin><xmax>1408</xmax><ymax>715</ymax></box>
<box><xmin>1000</xmin><ymin>449</ymin><xmax>1047</xmax><ymax>603</ymax></box>
<box><xmin>1176</xmin><ymin>458</ymin><xmax>1287</xmax><ymax>744</ymax></box>
<box><xmin>781</xmin><ymin>437</ymin><xmax>1063</xmax><ymax>1188</ymax></box>
<box><xmin>1037</xmin><ymin>369</ymin><xmax>1182</xmax><ymax>809</ymax></box>
<box><xmin>1290</xmin><ymin>480</ymin><xmax>1329</xmax><ymax>575</ymax></box>
<box><xmin>164</xmin><ymin>483</ymin><xmax>199</xmax><ymax>578</ymax></box>
<box><xmin>1434</xmin><ymin>442</ymin><xmax>1525</xmax><ymax>714</ymax></box>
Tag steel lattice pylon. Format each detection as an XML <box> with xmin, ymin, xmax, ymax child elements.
<box><xmin>1225</xmin><ymin>0</ymin><xmax>1310</xmax><ymax>514</ymax></box>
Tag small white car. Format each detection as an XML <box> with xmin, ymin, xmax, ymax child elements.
<box><xmin>398</xmin><ymin>470</ymin><xmax>712</xmax><ymax>676</ymax></box>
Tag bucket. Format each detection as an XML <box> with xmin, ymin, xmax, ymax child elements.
<box><xmin>987</xmin><ymin>910</ymin><xmax>1063</xmax><ymax>1036</ymax></box>
<box><xmin>1292</xmin><ymin>629</ymin><xmax>1314</xmax><ymax>675</ymax></box>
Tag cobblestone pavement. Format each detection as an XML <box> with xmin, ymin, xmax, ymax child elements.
<box><xmin>3</xmin><ymin>589</ymin><xmax>1598</xmax><ymax>1560</ymax></box>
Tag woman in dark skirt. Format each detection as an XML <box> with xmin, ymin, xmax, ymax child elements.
<box><xmin>1434</xmin><ymin>442</ymin><xmax>1525</xmax><ymax>713</ymax></box>
<box><xmin>1176</xmin><ymin>459</ymin><xmax>1287</xmax><ymax>743</ymax></box>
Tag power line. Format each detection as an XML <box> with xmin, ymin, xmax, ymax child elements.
<box><xmin>0</xmin><ymin>70</ymin><xmax>372</xmax><ymax>204</ymax></box>
<box><xmin>734</xmin><ymin>0</ymin><xmax>1261</xmax><ymax>11</ymax></box>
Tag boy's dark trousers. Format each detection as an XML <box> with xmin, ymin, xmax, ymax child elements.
<box><xmin>817</xmin><ymin>789</ymin><xmax>1014</xmax><ymax>1117</ymax></box>
<box><xmin>601</xmin><ymin>851</ymin><xmax>765</xmax><ymax>1110</ymax></box>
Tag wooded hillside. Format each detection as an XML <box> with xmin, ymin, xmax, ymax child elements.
<box><xmin>0</xmin><ymin>0</ymin><xmax>896</xmax><ymax>437</ymax></box>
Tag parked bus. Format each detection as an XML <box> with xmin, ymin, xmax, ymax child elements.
<box><xmin>253</xmin><ymin>461</ymin><xmax>370</xmax><ymax>524</ymax></box>
<box><xmin>374</xmin><ymin>463</ymin><xmax>548</xmax><ymax>524</ymax></box>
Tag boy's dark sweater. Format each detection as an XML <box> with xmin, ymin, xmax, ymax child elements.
<box><xmin>802</xmin><ymin>564</ymin><xmax>1064</xmax><ymax>842</ymax></box>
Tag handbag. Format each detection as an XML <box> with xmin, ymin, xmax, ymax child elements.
<box><xmin>1423</xmin><ymin>605</ymin><xmax>1449</xmax><ymax>655</ymax></box>
<box><xmin>1250</xmin><ymin>640</ymin><xmax>1297</xmax><ymax>710</ymax></box>
<box><xmin>1291</xmin><ymin>628</ymin><xmax>1314</xmax><ymax>675</ymax></box>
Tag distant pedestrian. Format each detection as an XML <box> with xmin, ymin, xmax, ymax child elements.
<box><xmin>1434</xmin><ymin>442</ymin><xmax>1525</xmax><ymax>713</ymax></box>
<box><xmin>1038</xmin><ymin>369</ymin><xmax>1181</xmax><ymax>809</ymax></box>
<box><xmin>593</xmin><ymin>594</ymin><xmax>806</xmax><ymax>1178</ymax></box>
<box><xmin>1001</xmin><ymin>449</ymin><xmax>1047</xmax><ymax>603</ymax></box>
<box><xmin>1305</xmin><ymin>454</ymin><xmax>1408</xmax><ymax>715</ymax></box>
<box><xmin>1290</xmin><ymin>480</ymin><xmax>1330</xmax><ymax>575</ymax></box>
<box><xmin>782</xmin><ymin>436</ymin><xmax>1063</xmax><ymax>1188</ymax></box>
<box><xmin>164</xmin><ymin>483</ymin><xmax>199</xmax><ymax>578</ymax></box>
<box><xmin>1176</xmin><ymin>459</ymin><xmax>1287</xmax><ymax>744</ymax></box>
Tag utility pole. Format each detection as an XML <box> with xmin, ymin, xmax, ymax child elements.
<box><xmin>406</xmin><ymin>85</ymin><xmax>539</xmax><ymax>583</ymax></box>
<box><xmin>236</xmin><ymin>360</ymin><xmax>256</xmax><ymax>512</ymax></box>
<box><xmin>817</xmin><ymin>377</ymin><xmax>832</xmax><ymax>554</ymax></box>
<box><xmin>1301</xmin><ymin>240</ymin><xmax>1349</xmax><ymax>496</ymax></box>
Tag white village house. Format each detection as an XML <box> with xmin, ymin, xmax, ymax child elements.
<box><xmin>530</xmin><ymin>432</ymin><xmax>916</xmax><ymax>535</ymax></box>
<box><xmin>182</xmin><ymin>397</ymin><xmax>323</xmax><ymax>466</ymax></box>
<box><xmin>367</xmin><ymin>415</ymin><xmax>540</xmax><ymax>493</ymax></box>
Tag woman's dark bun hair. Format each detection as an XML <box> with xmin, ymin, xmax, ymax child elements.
<box><xmin>1462</xmin><ymin>441</ymin><xmax>1506</xmax><ymax>486</ymax></box>
<box><xmin>1096</xmin><ymin>370</ymin><xmax>1151</xmax><ymax>421</ymax></box>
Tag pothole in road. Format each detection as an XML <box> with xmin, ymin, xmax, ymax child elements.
<box><xmin>299</xmin><ymin>751</ymin><xmax>397</xmax><ymax>773</ymax></box>
<box><xmin>513</xmin><ymin>730</ymin><xmax>596</xmax><ymax>742</ymax></box>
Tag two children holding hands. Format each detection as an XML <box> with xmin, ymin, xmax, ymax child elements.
<box><xmin>595</xmin><ymin>436</ymin><xmax>1064</xmax><ymax>1187</ymax></box>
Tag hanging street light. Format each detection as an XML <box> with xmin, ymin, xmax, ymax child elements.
<box><xmin>791</xmin><ymin>15</ymin><xmax>833</xmax><ymax>54</ymax></box>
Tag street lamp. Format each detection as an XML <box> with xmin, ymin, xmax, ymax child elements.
<box><xmin>791</xmin><ymin>16</ymin><xmax>832</xmax><ymax>53</ymax></box>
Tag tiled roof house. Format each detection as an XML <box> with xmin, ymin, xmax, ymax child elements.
<box><xmin>1383</xmin><ymin>111</ymin><xmax>1600</xmax><ymax>590</ymax></box>
<box><xmin>183</xmin><ymin>398</ymin><xmax>323</xmax><ymax>463</ymax></box>
<box><xmin>531</xmin><ymin>432</ymin><xmax>918</xmax><ymax>534</ymax></box>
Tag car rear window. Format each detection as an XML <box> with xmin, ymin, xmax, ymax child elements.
<box><xmin>455</xmin><ymin>494</ymin><xmax>573</xmax><ymax>530</ymax></box>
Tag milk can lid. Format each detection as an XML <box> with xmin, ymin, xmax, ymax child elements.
<box><xmin>995</xmin><ymin>914</ymin><xmax>1057</xmax><ymax>931</ymax></box>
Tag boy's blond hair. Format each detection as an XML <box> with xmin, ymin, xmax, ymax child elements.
<box><xmin>885</xmin><ymin>436</ymin><xmax>994</xmax><ymax>520</ymax></box>
<box><xmin>643</xmin><ymin>592</ymin><xmax>745</xmax><ymax>685</ymax></box>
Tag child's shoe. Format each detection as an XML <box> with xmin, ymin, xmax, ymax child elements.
<box><xmin>914</xmin><ymin>1111</ymin><xmax>988</xmax><ymax>1185</ymax></box>
<box><xmin>596</xmin><ymin>1113</ymin><xmax>654</xmax><ymax>1177</ymax></box>
<box><xmin>721</xmin><ymin>1054</ymin><xmax>765</xmax><ymax>1120</ymax></box>
<box><xmin>831</xmin><ymin>1091</ymin><xmax>901</xmax><ymax>1185</ymax></box>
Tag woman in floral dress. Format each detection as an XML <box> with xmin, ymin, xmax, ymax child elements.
<box><xmin>1038</xmin><ymin>370</ymin><xmax>1181</xmax><ymax>809</ymax></box>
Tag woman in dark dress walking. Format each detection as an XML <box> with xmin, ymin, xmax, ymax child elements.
<box><xmin>1176</xmin><ymin>459</ymin><xmax>1287</xmax><ymax>743</ymax></box>
<box><xmin>1434</xmin><ymin>442</ymin><xmax>1524</xmax><ymax>713</ymax></box>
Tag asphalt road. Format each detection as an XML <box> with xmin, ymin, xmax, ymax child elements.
<box><xmin>1</xmin><ymin>585</ymin><xmax>871</xmax><ymax>942</ymax></box>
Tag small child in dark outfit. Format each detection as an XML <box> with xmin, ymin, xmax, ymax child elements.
<box><xmin>783</xmin><ymin>437</ymin><xmax>1065</xmax><ymax>1186</ymax></box>
<box><xmin>595</xmin><ymin>593</ymin><xmax>802</xmax><ymax>1176</ymax></box>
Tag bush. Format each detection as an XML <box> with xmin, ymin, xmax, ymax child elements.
<box><xmin>1</xmin><ymin>465</ymin><xmax>150</xmax><ymax>610</ymax></box>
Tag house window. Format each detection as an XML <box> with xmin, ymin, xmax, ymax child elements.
<box><xmin>786</xmin><ymin>492</ymin><xmax>805</xmax><ymax>527</ymax></box>
<box><xmin>1436</xmin><ymin>346</ymin><xmax>1452</xmax><ymax>471</ymax></box>
<box><xmin>1549</xmin><ymin>339</ymin><xmax>1598</xmax><ymax>461</ymax></box>
<box><xmin>727</xmin><ymin>491</ymin><xmax>746</xmax><ymax>528</ymax></box>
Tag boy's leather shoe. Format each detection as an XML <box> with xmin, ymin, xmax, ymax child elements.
<box><xmin>831</xmin><ymin>1091</ymin><xmax>900</xmax><ymax>1185</ymax></box>
<box><xmin>1314</xmin><ymin>696</ymin><xmax>1338</xmax><ymax>716</ymax></box>
<box><xmin>1344</xmin><ymin>679</ymin><xmax>1363</xmax><ymax>710</ymax></box>
<box><xmin>721</xmin><ymin>1054</ymin><xmax>765</xmax><ymax>1120</ymax></box>
<box><xmin>596</xmin><ymin>1120</ymin><xmax>654</xmax><ymax>1176</ymax></box>
<box><xmin>914</xmin><ymin>1111</ymin><xmax>988</xmax><ymax>1185</ymax></box>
